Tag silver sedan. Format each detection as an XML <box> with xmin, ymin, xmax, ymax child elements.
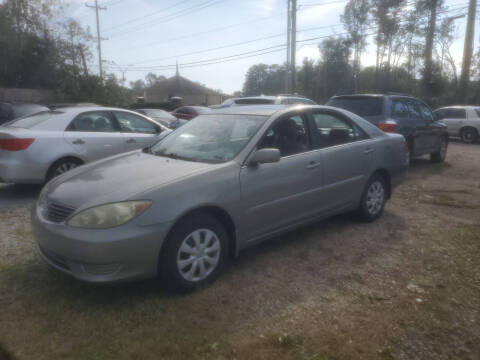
<box><xmin>32</xmin><ymin>105</ymin><xmax>409</xmax><ymax>290</ymax></box>
<box><xmin>0</xmin><ymin>106</ymin><xmax>170</xmax><ymax>184</ymax></box>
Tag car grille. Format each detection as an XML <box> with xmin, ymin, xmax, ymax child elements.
<box><xmin>46</xmin><ymin>202</ymin><xmax>76</xmax><ymax>223</ymax></box>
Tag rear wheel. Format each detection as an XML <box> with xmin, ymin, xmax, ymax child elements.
<box><xmin>357</xmin><ymin>174</ymin><xmax>387</xmax><ymax>222</ymax></box>
<box><xmin>160</xmin><ymin>214</ymin><xmax>229</xmax><ymax>291</ymax></box>
<box><xmin>430</xmin><ymin>137</ymin><xmax>447</xmax><ymax>162</ymax></box>
<box><xmin>460</xmin><ymin>127</ymin><xmax>478</xmax><ymax>144</ymax></box>
<box><xmin>46</xmin><ymin>158</ymin><xmax>83</xmax><ymax>182</ymax></box>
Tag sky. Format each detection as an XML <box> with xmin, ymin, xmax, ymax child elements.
<box><xmin>64</xmin><ymin>0</ymin><xmax>474</xmax><ymax>94</ymax></box>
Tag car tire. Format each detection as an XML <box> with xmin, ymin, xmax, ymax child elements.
<box><xmin>460</xmin><ymin>127</ymin><xmax>478</xmax><ymax>144</ymax></box>
<box><xmin>46</xmin><ymin>158</ymin><xmax>83</xmax><ymax>182</ymax></box>
<box><xmin>159</xmin><ymin>213</ymin><xmax>229</xmax><ymax>292</ymax></box>
<box><xmin>357</xmin><ymin>174</ymin><xmax>387</xmax><ymax>222</ymax></box>
<box><xmin>430</xmin><ymin>137</ymin><xmax>448</xmax><ymax>162</ymax></box>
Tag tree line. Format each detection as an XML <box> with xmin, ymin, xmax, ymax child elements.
<box><xmin>243</xmin><ymin>0</ymin><xmax>480</xmax><ymax>108</ymax></box>
<box><xmin>0</xmin><ymin>0</ymin><xmax>134</xmax><ymax>106</ymax></box>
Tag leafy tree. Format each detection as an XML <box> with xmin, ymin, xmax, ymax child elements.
<box><xmin>341</xmin><ymin>0</ymin><xmax>370</xmax><ymax>92</ymax></box>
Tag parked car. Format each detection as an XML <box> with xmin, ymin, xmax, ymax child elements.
<box><xmin>135</xmin><ymin>108</ymin><xmax>186</xmax><ymax>129</ymax></box>
<box><xmin>212</xmin><ymin>95</ymin><xmax>316</xmax><ymax>109</ymax></box>
<box><xmin>433</xmin><ymin>106</ymin><xmax>480</xmax><ymax>144</ymax></box>
<box><xmin>171</xmin><ymin>106</ymin><xmax>211</xmax><ymax>120</ymax></box>
<box><xmin>0</xmin><ymin>102</ymin><xmax>50</xmax><ymax>125</ymax></box>
<box><xmin>0</xmin><ymin>106</ymin><xmax>170</xmax><ymax>184</ymax></box>
<box><xmin>326</xmin><ymin>94</ymin><xmax>449</xmax><ymax>162</ymax></box>
<box><xmin>33</xmin><ymin>105</ymin><xmax>408</xmax><ymax>290</ymax></box>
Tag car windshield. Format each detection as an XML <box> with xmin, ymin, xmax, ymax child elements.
<box><xmin>151</xmin><ymin>114</ymin><xmax>267</xmax><ymax>163</ymax></box>
<box><xmin>327</xmin><ymin>97</ymin><xmax>383</xmax><ymax>117</ymax></box>
<box><xmin>4</xmin><ymin>111</ymin><xmax>63</xmax><ymax>128</ymax></box>
<box><xmin>141</xmin><ymin>109</ymin><xmax>172</xmax><ymax>118</ymax></box>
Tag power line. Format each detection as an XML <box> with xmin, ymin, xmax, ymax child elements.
<box><xmin>110</xmin><ymin>8</ymin><xmax>467</xmax><ymax>73</ymax></box>
<box><xmin>105</xmin><ymin>0</ymin><xmax>228</xmax><ymax>38</ymax></box>
<box><xmin>103</xmin><ymin>0</ymin><xmax>192</xmax><ymax>32</ymax></box>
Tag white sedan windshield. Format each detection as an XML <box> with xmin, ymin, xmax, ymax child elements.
<box><xmin>151</xmin><ymin>114</ymin><xmax>266</xmax><ymax>163</ymax></box>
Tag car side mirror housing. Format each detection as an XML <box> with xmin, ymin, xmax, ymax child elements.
<box><xmin>249</xmin><ymin>148</ymin><xmax>280</xmax><ymax>165</ymax></box>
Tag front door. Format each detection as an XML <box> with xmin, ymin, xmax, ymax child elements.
<box><xmin>113</xmin><ymin>111</ymin><xmax>164</xmax><ymax>150</ymax></box>
<box><xmin>240</xmin><ymin>113</ymin><xmax>323</xmax><ymax>241</ymax></box>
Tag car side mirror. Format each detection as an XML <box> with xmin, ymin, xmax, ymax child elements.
<box><xmin>249</xmin><ymin>148</ymin><xmax>280</xmax><ymax>165</ymax></box>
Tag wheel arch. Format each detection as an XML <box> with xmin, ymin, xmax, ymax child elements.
<box><xmin>371</xmin><ymin>168</ymin><xmax>392</xmax><ymax>199</ymax></box>
<box><xmin>45</xmin><ymin>155</ymin><xmax>85</xmax><ymax>182</ymax></box>
<box><xmin>460</xmin><ymin>125</ymin><xmax>478</xmax><ymax>136</ymax></box>
<box><xmin>160</xmin><ymin>205</ymin><xmax>238</xmax><ymax>260</ymax></box>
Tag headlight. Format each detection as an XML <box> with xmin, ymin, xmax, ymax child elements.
<box><xmin>67</xmin><ymin>201</ymin><xmax>151</xmax><ymax>229</ymax></box>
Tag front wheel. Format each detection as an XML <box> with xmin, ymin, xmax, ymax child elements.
<box><xmin>460</xmin><ymin>128</ymin><xmax>478</xmax><ymax>144</ymax></box>
<box><xmin>160</xmin><ymin>214</ymin><xmax>229</xmax><ymax>291</ymax></box>
<box><xmin>357</xmin><ymin>174</ymin><xmax>387</xmax><ymax>222</ymax></box>
<box><xmin>430</xmin><ymin>137</ymin><xmax>447</xmax><ymax>162</ymax></box>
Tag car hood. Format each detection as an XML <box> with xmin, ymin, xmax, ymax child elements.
<box><xmin>45</xmin><ymin>151</ymin><xmax>215</xmax><ymax>209</ymax></box>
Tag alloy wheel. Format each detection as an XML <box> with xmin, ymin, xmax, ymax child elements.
<box><xmin>366</xmin><ymin>181</ymin><xmax>385</xmax><ymax>216</ymax></box>
<box><xmin>53</xmin><ymin>162</ymin><xmax>78</xmax><ymax>177</ymax></box>
<box><xmin>176</xmin><ymin>229</ymin><xmax>221</xmax><ymax>282</ymax></box>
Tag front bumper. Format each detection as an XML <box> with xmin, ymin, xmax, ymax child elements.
<box><xmin>31</xmin><ymin>205</ymin><xmax>173</xmax><ymax>283</ymax></box>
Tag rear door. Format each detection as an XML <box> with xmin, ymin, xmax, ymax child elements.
<box><xmin>113</xmin><ymin>111</ymin><xmax>164</xmax><ymax>151</ymax></box>
<box><xmin>63</xmin><ymin>111</ymin><xmax>126</xmax><ymax>162</ymax></box>
<box><xmin>406</xmin><ymin>99</ymin><xmax>430</xmax><ymax>155</ymax></box>
<box><xmin>417</xmin><ymin>101</ymin><xmax>442</xmax><ymax>152</ymax></box>
<box><xmin>308</xmin><ymin>109</ymin><xmax>374</xmax><ymax>210</ymax></box>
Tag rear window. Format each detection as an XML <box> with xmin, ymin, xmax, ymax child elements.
<box><xmin>234</xmin><ymin>98</ymin><xmax>275</xmax><ymax>105</ymax></box>
<box><xmin>5</xmin><ymin>111</ymin><xmax>62</xmax><ymax>128</ymax></box>
<box><xmin>12</xmin><ymin>104</ymin><xmax>49</xmax><ymax>118</ymax></box>
<box><xmin>327</xmin><ymin>97</ymin><xmax>383</xmax><ymax>117</ymax></box>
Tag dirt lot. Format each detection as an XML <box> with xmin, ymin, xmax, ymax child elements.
<box><xmin>0</xmin><ymin>141</ymin><xmax>479</xmax><ymax>360</ymax></box>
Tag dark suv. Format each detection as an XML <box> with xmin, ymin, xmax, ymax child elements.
<box><xmin>326</xmin><ymin>94</ymin><xmax>448</xmax><ymax>162</ymax></box>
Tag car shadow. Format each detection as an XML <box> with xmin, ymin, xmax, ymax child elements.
<box><xmin>6</xmin><ymin>209</ymin><xmax>407</xmax><ymax>305</ymax></box>
<box><xmin>0</xmin><ymin>184</ymin><xmax>42</xmax><ymax>208</ymax></box>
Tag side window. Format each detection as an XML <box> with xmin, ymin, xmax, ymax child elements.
<box><xmin>417</xmin><ymin>102</ymin><xmax>434</xmax><ymax>122</ymax></box>
<box><xmin>407</xmin><ymin>100</ymin><xmax>423</xmax><ymax>123</ymax></box>
<box><xmin>69</xmin><ymin>111</ymin><xmax>116</xmax><ymax>132</ymax></box>
<box><xmin>114</xmin><ymin>112</ymin><xmax>159</xmax><ymax>134</ymax></box>
<box><xmin>391</xmin><ymin>99</ymin><xmax>410</xmax><ymax>120</ymax></box>
<box><xmin>311</xmin><ymin>112</ymin><xmax>366</xmax><ymax>149</ymax></box>
<box><xmin>258</xmin><ymin>114</ymin><xmax>309</xmax><ymax>157</ymax></box>
<box><xmin>446</xmin><ymin>109</ymin><xmax>466</xmax><ymax>119</ymax></box>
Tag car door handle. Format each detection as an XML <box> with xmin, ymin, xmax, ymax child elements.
<box><xmin>72</xmin><ymin>139</ymin><xmax>85</xmax><ymax>145</ymax></box>
<box><xmin>306</xmin><ymin>161</ymin><xmax>321</xmax><ymax>169</ymax></box>
<box><xmin>126</xmin><ymin>138</ymin><xmax>136</xmax><ymax>144</ymax></box>
<box><xmin>364</xmin><ymin>148</ymin><xmax>375</xmax><ymax>154</ymax></box>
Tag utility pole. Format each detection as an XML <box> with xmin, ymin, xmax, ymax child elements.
<box><xmin>86</xmin><ymin>0</ymin><xmax>106</xmax><ymax>79</ymax></box>
<box><xmin>422</xmin><ymin>0</ymin><xmax>438</xmax><ymax>103</ymax></box>
<box><xmin>458</xmin><ymin>0</ymin><xmax>477</xmax><ymax>104</ymax></box>
<box><xmin>285</xmin><ymin>0</ymin><xmax>291</xmax><ymax>93</ymax></box>
<box><xmin>290</xmin><ymin>0</ymin><xmax>297</xmax><ymax>93</ymax></box>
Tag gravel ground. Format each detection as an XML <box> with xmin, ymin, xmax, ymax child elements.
<box><xmin>0</xmin><ymin>141</ymin><xmax>479</xmax><ymax>360</ymax></box>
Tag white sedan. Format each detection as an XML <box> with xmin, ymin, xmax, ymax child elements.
<box><xmin>0</xmin><ymin>106</ymin><xmax>170</xmax><ymax>184</ymax></box>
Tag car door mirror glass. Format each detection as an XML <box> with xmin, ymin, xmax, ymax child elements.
<box><xmin>249</xmin><ymin>148</ymin><xmax>280</xmax><ymax>165</ymax></box>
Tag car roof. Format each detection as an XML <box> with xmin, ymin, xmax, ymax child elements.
<box><xmin>210</xmin><ymin>105</ymin><xmax>287</xmax><ymax>116</ymax></box>
<box><xmin>330</xmin><ymin>93</ymin><xmax>415</xmax><ymax>99</ymax></box>
<box><xmin>436</xmin><ymin>105</ymin><xmax>479</xmax><ymax>109</ymax></box>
